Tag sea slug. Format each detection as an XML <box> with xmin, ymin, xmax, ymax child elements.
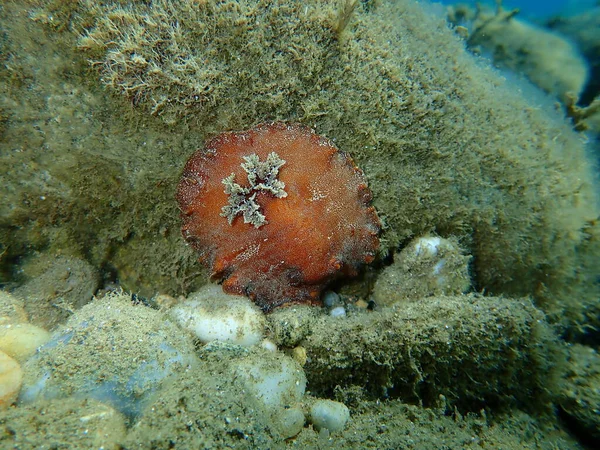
<box><xmin>176</xmin><ymin>122</ymin><xmax>380</xmax><ymax>311</ymax></box>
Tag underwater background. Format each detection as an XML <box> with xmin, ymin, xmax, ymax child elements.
<box><xmin>1</xmin><ymin>0</ymin><xmax>599</xmax><ymax>448</ymax></box>
<box><xmin>439</xmin><ymin>0</ymin><xmax>597</xmax><ymax>18</ymax></box>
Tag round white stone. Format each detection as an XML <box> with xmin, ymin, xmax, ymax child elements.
<box><xmin>276</xmin><ymin>407</ymin><xmax>305</xmax><ymax>438</ymax></box>
<box><xmin>414</xmin><ymin>236</ymin><xmax>442</xmax><ymax>256</ymax></box>
<box><xmin>310</xmin><ymin>399</ymin><xmax>350</xmax><ymax>432</ymax></box>
<box><xmin>170</xmin><ymin>284</ymin><xmax>266</xmax><ymax>347</ymax></box>
<box><xmin>329</xmin><ymin>306</ymin><xmax>346</xmax><ymax>318</ymax></box>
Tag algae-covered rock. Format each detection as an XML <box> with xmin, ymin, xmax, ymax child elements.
<box><xmin>0</xmin><ymin>291</ymin><xmax>27</xmax><ymax>325</ymax></box>
<box><xmin>0</xmin><ymin>1</ymin><xmax>598</xmax><ymax>336</ymax></box>
<box><xmin>373</xmin><ymin>236</ymin><xmax>471</xmax><ymax>306</ymax></box>
<box><xmin>19</xmin><ymin>291</ymin><xmax>198</xmax><ymax>419</ymax></box>
<box><xmin>1</xmin><ymin>3</ymin><xmax>597</xmax><ymax>447</ymax></box>
<box><xmin>12</xmin><ymin>254</ymin><xmax>99</xmax><ymax>330</ymax></box>
<box><xmin>122</xmin><ymin>365</ymin><xmax>276</xmax><ymax>449</ymax></box>
<box><xmin>124</xmin><ymin>344</ymin><xmax>308</xmax><ymax>447</ymax></box>
<box><xmin>559</xmin><ymin>344</ymin><xmax>600</xmax><ymax>443</ymax></box>
<box><xmin>547</xmin><ymin>7</ymin><xmax>600</xmax><ymax>106</ymax></box>
<box><xmin>301</xmin><ymin>295</ymin><xmax>563</xmax><ymax>412</ymax></box>
<box><xmin>292</xmin><ymin>400</ymin><xmax>581</xmax><ymax>449</ymax></box>
<box><xmin>466</xmin><ymin>3</ymin><xmax>588</xmax><ymax>102</ymax></box>
<box><xmin>267</xmin><ymin>304</ymin><xmax>321</xmax><ymax>347</ymax></box>
<box><xmin>0</xmin><ymin>398</ymin><xmax>126</xmax><ymax>450</ymax></box>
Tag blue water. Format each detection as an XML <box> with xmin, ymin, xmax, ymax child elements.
<box><xmin>437</xmin><ymin>0</ymin><xmax>597</xmax><ymax>19</ymax></box>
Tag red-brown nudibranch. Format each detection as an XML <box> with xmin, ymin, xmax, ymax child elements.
<box><xmin>176</xmin><ymin>122</ymin><xmax>381</xmax><ymax>312</ymax></box>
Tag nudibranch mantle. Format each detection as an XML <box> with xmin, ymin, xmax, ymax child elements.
<box><xmin>176</xmin><ymin>122</ymin><xmax>381</xmax><ymax>312</ymax></box>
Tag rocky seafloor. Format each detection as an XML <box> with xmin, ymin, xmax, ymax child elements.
<box><xmin>1</xmin><ymin>0</ymin><xmax>600</xmax><ymax>448</ymax></box>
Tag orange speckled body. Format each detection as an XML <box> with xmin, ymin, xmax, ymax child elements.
<box><xmin>176</xmin><ymin>122</ymin><xmax>380</xmax><ymax>312</ymax></box>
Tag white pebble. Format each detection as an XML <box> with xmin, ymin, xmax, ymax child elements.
<box><xmin>414</xmin><ymin>236</ymin><xmax>442</xmax><ymax>256</ymax></box>
<box><xmin>261</xmin><ymin>339</ymin><xmax>278</xmax><ymax>352</ymax></box>
<box><xmin>276</xmin><ymin>407</ymin><xmax>305</xmax><ymax>438</ymax></box>
<box><xmin>329</xmin><ymin>306</ymin><xmax>346</xmax><ymax>318</ymax></box>
<box><xmin>170</xmin><ymin>284</ymin><xmax>266</xmax><ymax>347</ymax></box>
<box><xmin>310</xmin><ymin>399</ymin><xmax>350</xmax><ymax>432</ymax></box>
<box><xmin>235</xmin><ymin>356</ymin><xmax>306</xmax><ymax>410</ymax></box>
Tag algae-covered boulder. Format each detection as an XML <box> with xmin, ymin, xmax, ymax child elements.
<box><xmin>559</xmin><ymin>344</ymin><xmax>600</xmax><ymax>443</ymax></box>
<box><xmin>291</xmin><ymin>294</ymin><xmax>563</xmax><ymax>412</ymax></box>
<box><xmin>12</xmin><ymin>254</ymin><xmax>99</xmax><ymax>330</ymax></box>
<box><xmin>464</xmin><ymin>3</ymin><xmax>588</xmax><ymax>102</ymax></box>
<box><xmin>292</xmin><ymin>400</ymin><xmax>580</xmax><ymax>449</ymax></box>
<box><xmin>19</xmin><ymin>291</ymin><xmax>198</xmax><ymax>419</ymax></box>
<box><xmin>547</xmin><ymin>6</ymin><xmax>600</xmax><ymax>105</ymax></box>
<box><xmin>0</xmin><ymin>0</ymin><xmax>598</xmax><ymax>337</ymax></box>
<box><xmin>123</xmin><ymin>344</ymin><xmax>307</xmax><ymax>447</ymax></box>
<box><xmin>373</xmin><ymin>235</ymin><xmax>472</xmax><ymax>305</ymax></box>
<box><xmin>0</xmin><ymin>398</ymin><xmax>127</xmax><ymax>450</ymax></box>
